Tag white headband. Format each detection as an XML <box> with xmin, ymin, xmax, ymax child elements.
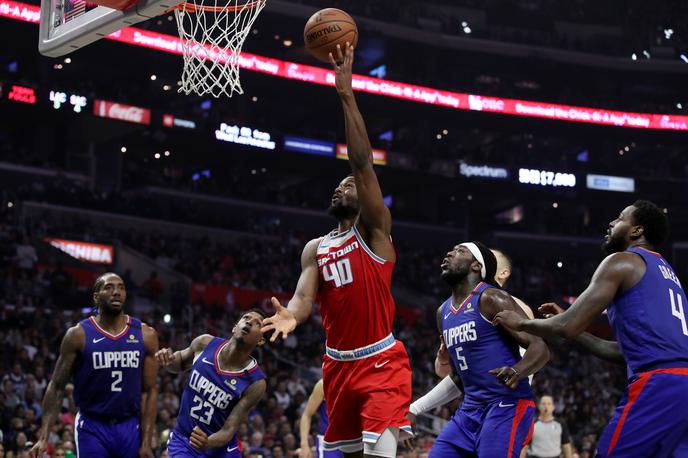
<box><xmin>460</xmin><ymin>242</ymin><xmax>486</xmax><ymax>279</ymax></box>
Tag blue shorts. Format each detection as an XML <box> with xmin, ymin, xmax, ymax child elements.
<box><xmin>429</xmin><ymin>398</ymin><xmax>535</xmax><ymax>458</ymax></box>
<box><xmin>167</xmin><ymin>430</ymin><xmax>241</xmax><ymax>458</ymax></box>
<box><xmin>596</xmin><ymin>368</ymin><xmax>688</xmax><ymax>458</ymax></box>
<box><xmin>316</xmin><ymin>435</ymin><xmax>343</xmax><ymax>458</ymax></box>
<box><xmin>75</xmin><ymin>412</ymin><xmax>140</xmax><ymax>458</ymax></box>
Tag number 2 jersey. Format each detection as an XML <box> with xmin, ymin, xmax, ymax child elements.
<box><xmin>316</xmin><ymin>226</ymin><xmax>396</xmax><ymax>350</ymax></box>
<box><xmin>73</xmin><ymin>315</ymin><xmax>144</xmax><ymax>420</ymax></box>
<box><xmin>440</xmin><ymin>282</ymin><xmax>532</xmax><ymax>407</ymax></box>
<box><xmin>607</xmin><ymin>247</ymin><xmax>688</xmax><ymax>373</ymax></box>
<box><xmin>174</xmin><ymin>337</ymin><xmax>265</xmax><ymax>448</ymax></box>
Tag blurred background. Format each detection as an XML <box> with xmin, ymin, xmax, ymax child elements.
<box><xmin>1</xmin><ymin>0</ymin><xmax>687</xmax><ymax>456</ymax></box>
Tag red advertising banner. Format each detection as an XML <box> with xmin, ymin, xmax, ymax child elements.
<box><xmin>2</xmin><ymin>0</ymin><xmax>687</xmax><ymax>131</ymax></box>
<box><xmin>93</xmin><ymin>99</ymin><xmax>151</xmax><ymax>125</ymax></box>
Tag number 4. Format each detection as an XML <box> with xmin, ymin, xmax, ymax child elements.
<box><xmin>670</xmin><ymin>289</ymin><xmax>688</xmax><ymax>337</ymax></box>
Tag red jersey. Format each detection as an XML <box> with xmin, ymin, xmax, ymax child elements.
<box><xmin>316</xmin><ymin>225</ymin><xmax>396</xmax><ymax>351</ymax></box>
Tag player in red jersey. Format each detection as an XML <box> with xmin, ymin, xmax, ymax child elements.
<box><xmin>261</xmin><ymin>43</ymin><xmax>412</xmax><ymax>458</ymax></box>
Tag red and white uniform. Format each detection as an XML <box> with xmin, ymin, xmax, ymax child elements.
<box><xmin>316</xmin><ymin>225</ymin><xmax>412</xmax><ymax>451</ymax></box>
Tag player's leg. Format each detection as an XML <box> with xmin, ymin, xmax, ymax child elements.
<box><xmin>427</xmin><ymin>407</ymin><xmax>480</xmax><ymax>458</ymax></box>
<box><xmin>322</xmin><ymin>359</ymin><xmax>364</xmax><ymax>456</ymax></box>
<box><xmin>596</xmin><ymin>370</ymin><xmax>688</xmax><ymax>457</ymax></box>
<box><xmin>358</xmin><ymin>344</ymin><xmax>413</xmax><ymax>458</ymax></box>
<box><xmin>74</xmin><ymin>413</ymin><xmax>115</xmax><ymax>458</ymax></box>
<box><xmin>167</xmin><ymin>430</ymin><xmax>204</xmax><ymax>458</ymax></box>
<box><xmin>113</xmin><ymin>417</ymin><xmax>141</xmax><ymax>458</ymax></box>
<box><xmin>476</xmin><ymin>399</ymin><xmax>535</xmax><ymax>458</ymax></box>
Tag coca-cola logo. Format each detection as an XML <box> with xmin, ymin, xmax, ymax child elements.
<box><xmin>94</xmin><ymin>100</ymin><xmax>151</xmax><ymax>125</ymax></box>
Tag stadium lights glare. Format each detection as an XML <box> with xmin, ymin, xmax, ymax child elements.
<box><xmin>442</xmin><ymin>129</ymin><xmax>448</xmax><ymax>135</ymax></box>
<box><xmin>7</xmin><ymin>202</ymin><xmax>13</xmax><ymax>208</ymax></box>
<box><xmin>681</xmin><ymin>54</ymin><xmax>688</xmax><ymax>64</ymax></box>
<box><xmin>283</xmin><ymin>39</ymin><xmax>293</xmax><ymax>47</ymax></box>
<box><xmin>436</xmin><ymin>134</ymin><xmax>442</xmax><ymax>140</ymax></box>
<box><xmin>150</xmin><ymin>74</ymin><xmax>157</xmax><ymax>81</ymax></box>
<box><xmin>557</xmin><ymin>261</ymin><xmax>563</xmax><ymax>268</ymax></box>
<box><xmin>678</xmin><ymin>103</ymin><xmax>684</xmax><ymax>109</ymax></box>
<box><xmin>552</xmin><ymin>202</ymin><xmax>559</xmax><ymax>208</ymax></box>
<box><xmin>664</xmin><ymin>28</ymin><xmax>674</xmax><ymax>39</ymax></box>
<box><xmin>163</xmin><ymin>314</ymin><xmax>171</xmax><ymax>324</ymax></box>
<box><xmin>643</xmin><ymin>50</ymin><xmax>651</xmax><ymax>59</ymax></box>
<box><xmin>631</xmin><ymin>53</ymin><xmax>637</xmax><ymax>60</ymax></box>
<box><xmin>154</xmin><ymin>153</ymin><xmax>161</xmax><ymax>159</ymax></box>
<box><xmin>463</xmin><ymin>26</ymin><xmax>472</xmax><ymax>34</ymax></box>
<box><xmin>64</xmin><ymin>57</ymin><xmax>71</xmax><ymax>64</ymax></box>
<box><xmin>164</xmin><ymin>150</ymin><xmax>170</xmax><ymax>156</ymax></box>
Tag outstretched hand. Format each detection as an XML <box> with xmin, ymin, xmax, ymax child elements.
<box><xmin>539</xmin><ymin>302</ymin><xmax>566</xmax><ymax>318</ymax></box>
<box><xmin>492</xmin><ymin>310</ymin><xmax>525</xmax><ymax>331</ymax></box>
<box><xmin>488</xmin><ymin>366</ymin><xmax>521</xmax><ymax>389</ymax></box>
<box><xmin>260</xmin><ymin>297</ymin><xmax>297</xmax><ymax>342</ymax></box>
<box><xmin>328</xmin><ymin>42</ymin><xmax>354</xmax><ymax>96</ymax></box>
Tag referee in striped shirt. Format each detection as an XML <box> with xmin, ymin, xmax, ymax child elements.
<box><xmin>522</xmin><ymin>395</ymin><xmax>573</xmax><ymax>458</ymax></box>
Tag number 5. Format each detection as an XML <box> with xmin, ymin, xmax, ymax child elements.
<box><xmin>454</xmin><ymin>347</ymin><xmax>468</xmax><ymax>371</ymax></box>
<box><xmin>670</xmin><ymin>289</ymin><xmax>688</xmax><ymax>337</ymax></box>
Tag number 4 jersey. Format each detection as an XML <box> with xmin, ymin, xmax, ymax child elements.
<box><xmin>74</xmin><ymin>315</ymin><xmax>144</xmax><ymax>420</ymax></box>
<box><xmin>316</xmin><ymin>226</ymin><xmax>397</xmax><ymax>351</ymax></box>
<box><xmin>607</xmin><ymin>247</ymin><xmax>688</xmax><ymax>374</ymax></box>
<box><xmin>174</xmin><ymin>337</ymin><xmax>265</xmax><ymax>450</ymax></box>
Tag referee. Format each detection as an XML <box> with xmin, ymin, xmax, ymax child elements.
<box><xmin>522</xmin><ymin>395</ymin><xmax>573</xmax><ymax>458</ymax></box>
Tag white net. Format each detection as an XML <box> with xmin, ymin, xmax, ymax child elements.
<box><xmin>174</xmin><ymin>0</ymin><xmax>266</xmax><ymax>98</ymax></box>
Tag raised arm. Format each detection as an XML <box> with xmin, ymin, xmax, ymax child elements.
<box><xmin>494</xmin><ymin>252</ymin><xmax>639</xmax><ymax>339</ymax></box>
<box><xmin>329</xmin><ymin>44</ymin><xmax>393</xmax><ymax>256</ymax></box>
<box><xmin>539</xmin><ymin>303</ymin><xmax>625</xmax><ymax>364</ymax></box>
<box><xmin>139</xmin><ymin>324</ymin><xmax>160</xmax><ymax>458</ymax></box>
<box><xmin>482</xmin><ymin>289</ymin><xmax>550</xmax><ymax>389</ymax></box>
<box><xmin>30</xmin><ymin>325</ymin><xmax>83</xmax><ymax>458</ymax></box>
<box><xmin>156</xmin><ymin>334</ymin><xmax>213</xmax><ymax>374</ymax></box>
<box><xmin>261</xmin><ymin>238</ymin><xmax>320</xmax><ymax>341</ymax></box>
<box><xmin>299</xmin><ymin>380</ymin><xmax>325</xmax><ymax>458</ymax></box>
<box><xmin>189</xmin><ymin>379</ymin><xmax>267</xmax><ymax>451</ymax></box>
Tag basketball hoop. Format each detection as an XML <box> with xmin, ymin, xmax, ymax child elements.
<box><xmin>174</xmin><ymin>0</ymin><xmax>266</xmax><ymax>98</ymax></box>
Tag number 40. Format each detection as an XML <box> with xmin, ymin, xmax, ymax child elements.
<box><xmin>323</xmin><ymin>259</ymin><xmax>353</xmax><ymax>288</ymax></box>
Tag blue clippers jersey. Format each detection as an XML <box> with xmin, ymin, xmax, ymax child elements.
<box><xmin>318</xmin><ymin>401</ymin><xmax>329</xmax><ymax>435</ymax></box>
<box><xmin>175</xmin><ymin>337</ymin><xmax>265</xmax><ymax>445</ymax></box>
<box><xmin>73</xmin><ymin>316</ymin><xmax>144</xmax><ymax>419</ymax></box>
<box><xmin>607</xmin><ymin>248</ymin><xmax>688</xmax><ymax>373</ymax></box>
<box><xmin>441</xmin><ymin>282</ymin><xmax>532</xmax><ymax>406</ymax></box>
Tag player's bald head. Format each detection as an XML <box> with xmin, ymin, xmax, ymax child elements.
<box><xmin>491</xmin><ymin>248</ymin><xmax>512</xmax><ymax>287</ymax></box>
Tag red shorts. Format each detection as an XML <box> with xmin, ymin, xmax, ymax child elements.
<box><xmin>321</xmin><ymin>340</ymin><xmax>413</xmax><ymax>451</ymax></box>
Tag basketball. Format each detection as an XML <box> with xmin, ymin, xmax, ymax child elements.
<box><xmin>303</xmin><ymin>8</ymin><xmax>358</xmax><ymax>63</ymax></box>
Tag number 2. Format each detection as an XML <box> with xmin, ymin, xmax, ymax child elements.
<box><xmin>454</xmin><ymin>347</ymin><xmax>468</xmax><ymax>371</ymax></box>
<box><xmin>111</xmin><ymin>371</ymin><xmax>122</xmax><ymax>392</ymax></box>
<box><xmin>190</xmin><ymin>395</ymin><xmax>214</xmax><ymax>425</ymax></box>
<box><xmin>323</xmin><ymin>259</ymin><xmax>353</xmax><ymax>288</ymax></box>
<box><xmin>670</xmin><ymin>288</ymin><xmax>688</xmax><ymax>337</ymax></box>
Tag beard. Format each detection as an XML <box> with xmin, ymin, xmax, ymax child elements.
<box><xmin>327</xmin><ymin>201</ymin><xmax>358</xmax><ymax>220</ymax></box>
<box><xmin>602</xmin><ymin>231</ymin><xmax>628</xmax><ymax>255</ymax></box>
<box><xmin>441</xmin><ymin>268</ymin><xmax>464</xmax><ymax>287</ymax></box>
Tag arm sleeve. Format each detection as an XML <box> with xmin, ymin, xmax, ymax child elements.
<box><xmin>409</xmin><ymin>376</ymin><xmax>462</xmax><ymax>416</ymax></box>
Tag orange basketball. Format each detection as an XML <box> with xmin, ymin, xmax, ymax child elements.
<box><xmin>303</xmin><ymin>8</ymin><xmax>358</xmax><ymax>63</ymax></box>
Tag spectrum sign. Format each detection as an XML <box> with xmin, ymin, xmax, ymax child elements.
<box><xmin>336</xmin><ymin>144</ymin><xmax>387</xmax><ymax>166</ymax></box>
<box><xmin>459</xmin><ymin>163</ymin><xmax>509</xmax><ymax>179</ymax></box>
<box><xmin>586</xmin><ymin>174</ymin><xmax>635</xmax><ymax>193</ymax></box>
<box><xmin>162</xmin><ymin>114</ymin><xmax>196</xmax><ymax>129</ymax></box>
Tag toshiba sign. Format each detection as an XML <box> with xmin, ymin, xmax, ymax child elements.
<box><xmin>94</xmin><ymin>99</ymin><xmax>151</xmax><ymax>125</ymax></box>
<box><xmin>45</xmin><ymin>238</ymin><xmax>114</xmax><ymax>265</ymax></box>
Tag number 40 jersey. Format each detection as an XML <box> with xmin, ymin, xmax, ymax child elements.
<box><xmin>174</xmin><ymin>337</ymin><xmax>266</xmax><ymax>448</ymax></box>
<box><xmin>316</xmin><ymin>226</ymin><xmax>397</xmax><ymax>351</ymax></box>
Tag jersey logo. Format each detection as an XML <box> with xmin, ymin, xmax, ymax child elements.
<box><xmin>92</xmin><ymin>337</ymin><xmax>106</xmax><ymax>343</ymax></box>
<box><xmin>227</xmin><ymin>446</ymin><xmax>239</xmax><ymax>452</ymax></box>
<box><xmin>464</xmin><ymin>303</ymin><xmax>474</xmax><ymax>313</ymax></box>
<box><xmin>498</xmin><ymin>401</ymin><xmax>515</xmax><ymax>408</ymax></box>
<box><xmin>126</xmin><ymin>334</ymin><xmax>139</xmax><ymax>344</ymax></box>
<box><xmin>224</xmin><ymin>379</ymin><xmax>238</xmax><ymax>391</ymax></box>
<box><xmin>374</xmin><ymin>360</ymin><xmax>390</xmax><ymax>369</ymax></box>
<box><xmin>444</xmin><ymin>311</ymin><xmax>453</xmax><ymax>320</ymax></box>
<box><xmin>201</xmin><ymin>357</ymin><xmax>215</xmax><ymax>366</ymax></box>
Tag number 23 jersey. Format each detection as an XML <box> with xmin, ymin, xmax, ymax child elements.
<box><xmin>316</xmin><ymin>226</ymin><xmax>397</xmax><ymax>351</ymax></box>
<box><xmin>174</xmin><ymin>337</ymin><xmax>265</xmax><ymax>444</ymax></box>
